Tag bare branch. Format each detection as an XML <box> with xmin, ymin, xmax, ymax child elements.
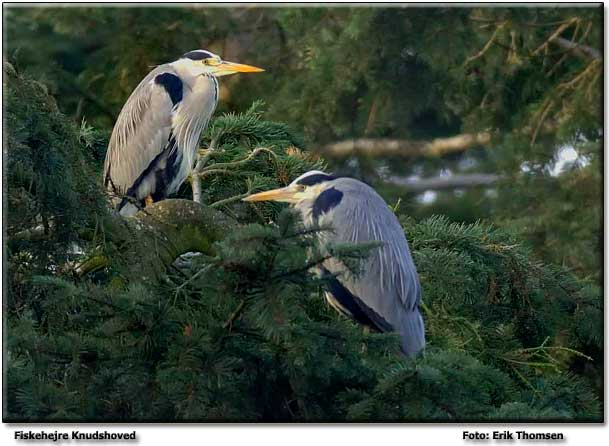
<box><xmin>199</xmin><ymin>147</ymin><xmax>278</xmax><ymax>172</ymax></box>
<box><xmin>191</xmin><ymin>137</ymin><xmax>219</xmax><ymax>204</ymax></box>
<box><xmin>551</xmin><ymin>36</ymin><xmax>601</xmax><ymax>61</ymax></box>
<box><xmin>464</xmin><ymin>21</ymin><xmax>507</xmax><ymax>66</ymax></box>
<box><xmin>532</xmin><ymin>18</ymin><xmax>579</xmax><ymax>56</ymax></box>
<box><xmin>531</xmin><ymin>99</ymin><xmax>554</xmax><ymax>145</ymax></box>
<box><xmin>191</xmin><ymin>146</ymin><xmax>278</xmax><ymax>203</ymax></box>
<box><xmin>210</xmin><ymin>190</ymin><xmax>253</xmax><ymax>208</ymax></box>
<box><xmin>321</xmin><ymin>133</ymin><xmax>491</xmax><ymax>159</ymax></box>
<box><xmin>384</xmin><ymin>173</ymin><xmax>501</xmax><ymax>192</ymax></box>
<box><xmin>558</xmin><ymin>59</ymin><xmax>601</xmax><ymax>91</ymax></box>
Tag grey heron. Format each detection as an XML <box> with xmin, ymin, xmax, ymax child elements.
<box><xmin>244</xmin><ymin>171</ymin><xmax>425</xmax><ymax>356</ymax></box>
<box><xmin>104</xmin><ymin>49</ymin><xmax>263</xmax><ymax>216</ymax></box>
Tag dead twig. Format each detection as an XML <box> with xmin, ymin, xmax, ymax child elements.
<box><xmin>532</xmin><ymin>18</ymin><xmax>578</xmax><ymax>56</ymax></box>
<box><xmin>464</xmin><ymin>21</ymin><xmax>507</xmax><ymax>66</ymax></box>
<box><xmin>531</xmin><ymin>99</ymin><xmax>554</xmax><ymax>146</ymax></box>
<box><xmin>558</xmin><ymin>59</ymin><xmax>601</xmax><ymax>91</ymax></box>
<box><xmin>173</xmin><ymin>264</ymin><xmax>213</xmax><ymax>303</ymax></box>
<box><xmin>223</xmin><ymin>300</ymin><xmax>246</xmax><ymax>330</ymax></box>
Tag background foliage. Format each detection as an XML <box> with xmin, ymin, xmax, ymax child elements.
<box><xmin>3</xmin><ymin>5</ymin><xmax>603</xmax><ymax>421</ymax></box>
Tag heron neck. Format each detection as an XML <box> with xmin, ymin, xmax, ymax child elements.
<box><xmin>293</xmin><ymin>199</ymin><xmax>317</xmax><ymax>228</ymax></box>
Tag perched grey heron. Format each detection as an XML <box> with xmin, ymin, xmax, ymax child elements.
<box><xmin>244</xmin><ymin>171</ymin><xmax>425</xmax><ymax>356</ymax></box>
<box><xmin>104</xmin><ymin>49</ymin><xmax>263</xmax><ymax>216</ymax></box>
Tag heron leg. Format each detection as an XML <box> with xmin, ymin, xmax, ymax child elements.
<box><xmin>145</xmin><ymin>195</ymin><xmax>154</xmax><ymax>207</ymax></box>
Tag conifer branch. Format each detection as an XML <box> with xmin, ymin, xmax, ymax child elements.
<box><xmin>210</xmin><ymin>192</ymin><xmax>252</xmax><ymax>208</ymax></box>
<box><xmin>194</xmin><ymin>168</ymin><xmax>245</xmax><ymax>179</ymax></box>
<box><xmin>199</xmin><ymin>147</ymin><xmax>278</xmax><ymax>172</ymax></box>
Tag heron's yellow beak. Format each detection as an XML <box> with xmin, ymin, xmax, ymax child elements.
<box><xmin>242</xmin><ymin>187</ymin><xmax>299</xmax><ymax>203</ymax></box>
<box><xmin>213</xmin><ymin>61</ymin><xmax>264</xmax><ymax>77</ymax></box>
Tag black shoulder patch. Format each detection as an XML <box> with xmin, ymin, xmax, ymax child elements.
<box><xmin>154</xmin><ymin>73</ymin><xmax>183</xmax><ymax>105</ymax></box>
<box><xmin>322</xmin><ymin>268</ymin><xmax>394</xmax><ymax>332</ymax></box>
<box><xmin>182</xmin><ymin>50</ymin><xmax>213</xmax><ymax>60</ymax></box>
<box><xmin>296</xmin><ymin>173</ymin><xmax>336</xmax><ymax>186</ymax></box>
<box><xmin>312</xmin><ymin>187</ymin><xmax>343</xmax><ymax>219</ymax></box>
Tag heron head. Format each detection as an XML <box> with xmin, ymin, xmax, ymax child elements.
<box><xmin>243</xmin><ymin>170</ymin><xmax>336</xmax><ymax>204</ymax></box>
<box><xmin>178</xmin><ymin>49</ymin><xmax>264</xmax><ymax>77</ymax></box>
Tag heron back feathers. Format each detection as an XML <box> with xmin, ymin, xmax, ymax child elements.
<box><xmin>306</xmin><ymin>176</ymin><xmax>425</xmax><ymax>356</ymax></box>
<box><xmin>104</xmin><ymin>64</ymin><xmax>218</xmax><ymax>215</ymax></box>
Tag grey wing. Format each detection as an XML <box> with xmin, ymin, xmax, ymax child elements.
<box><xmin>320</xmin><ymin>180</ymin><xmax>422</xmax><ymax>337</ymax></box>
<box><xmin>103</xmin><ymin>65</ymin><xmax>179</xmax><ymax>204</ymax></box>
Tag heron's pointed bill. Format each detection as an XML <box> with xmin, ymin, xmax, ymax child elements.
<box><xmin>213</xmin><ymin>61</ymin><xmax>264</xmax><ymax>77</ymax></box>
<box><xmin>243</xmin><ymin>187</ymin><xmax>297</xmax><ymax>203</ymax></box>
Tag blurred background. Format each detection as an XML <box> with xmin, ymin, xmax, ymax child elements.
<box><xmin>4</xmin><ymin>5</ymin><xmax>602</xmax><ymax>282</ymax></box>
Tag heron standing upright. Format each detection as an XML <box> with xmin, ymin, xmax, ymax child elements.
<box><xmin>104</xmin><ymin>49</ymin><xmax>264</xmax><ymax>216</ymax></box>
<box><xmin>244</xmin><ymin>171</ymin><xmax>425</xmax><ymax>356</ymax></box>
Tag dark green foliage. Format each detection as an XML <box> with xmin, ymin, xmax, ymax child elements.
<box><xmin>4</xmin><ymin>63</ymin><xmax>109</xmax><ymax>331</ymax></box>
<box><xmin>345</xmin><ymin>351</ymin><xmax>518</xmax><ymax>421</ymax></box>
<box><xmin>402</xmin><ymin>216</ymin><xmax>602</xmax><ymax>411</ymax></box>
<box><xmin>4</xmin><ymin>7</ymin><xmax>602</xmax><ymax>423</ymax></box>
<box><xmin>6</xmin><ymin>204</ymin><xmax>601</xmax><ymax>421</ymax></box>
<box><xmin>5</xmin><ymin>6</ymin><xmax>602</xmax><ymax>279</ymax></box>
<box><xmin>4</xmin><ymin>62</ymin><xmax>106</xmax><ymax>248</ymax></box>
<box><xmin>5</xmin><ymin>208</ymin><xmax>396</xmax><ymax>421</ymax></box>
<box><xmin>190</xmin><ymin>101</ymin><xmax>323</xmax><ymax>223</ymax></box>
<box><xmin>4</xmin><ymin>80</ymin><xmax>602</xmax><ymax>419</ymax></box>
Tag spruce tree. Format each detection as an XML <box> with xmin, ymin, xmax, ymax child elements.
<box><xmin>4</xmin><ymin>64</ymin><xmax>602</xmax><ymax>422</ymax></box>
<box><xmin>5</xmin><ymin>6</ymin><xmax>601</xmax><ymax>280</ymax></box>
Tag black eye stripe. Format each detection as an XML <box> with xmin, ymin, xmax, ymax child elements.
<box><xmin>182</xmin><ymin>50</ymin><xmax>214</xmax><ymax>61</ymax></box>
<box><xmin>296</xmin><ymin>173</ymin><xmax>336</xmax><ymax>186</ymax></box>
